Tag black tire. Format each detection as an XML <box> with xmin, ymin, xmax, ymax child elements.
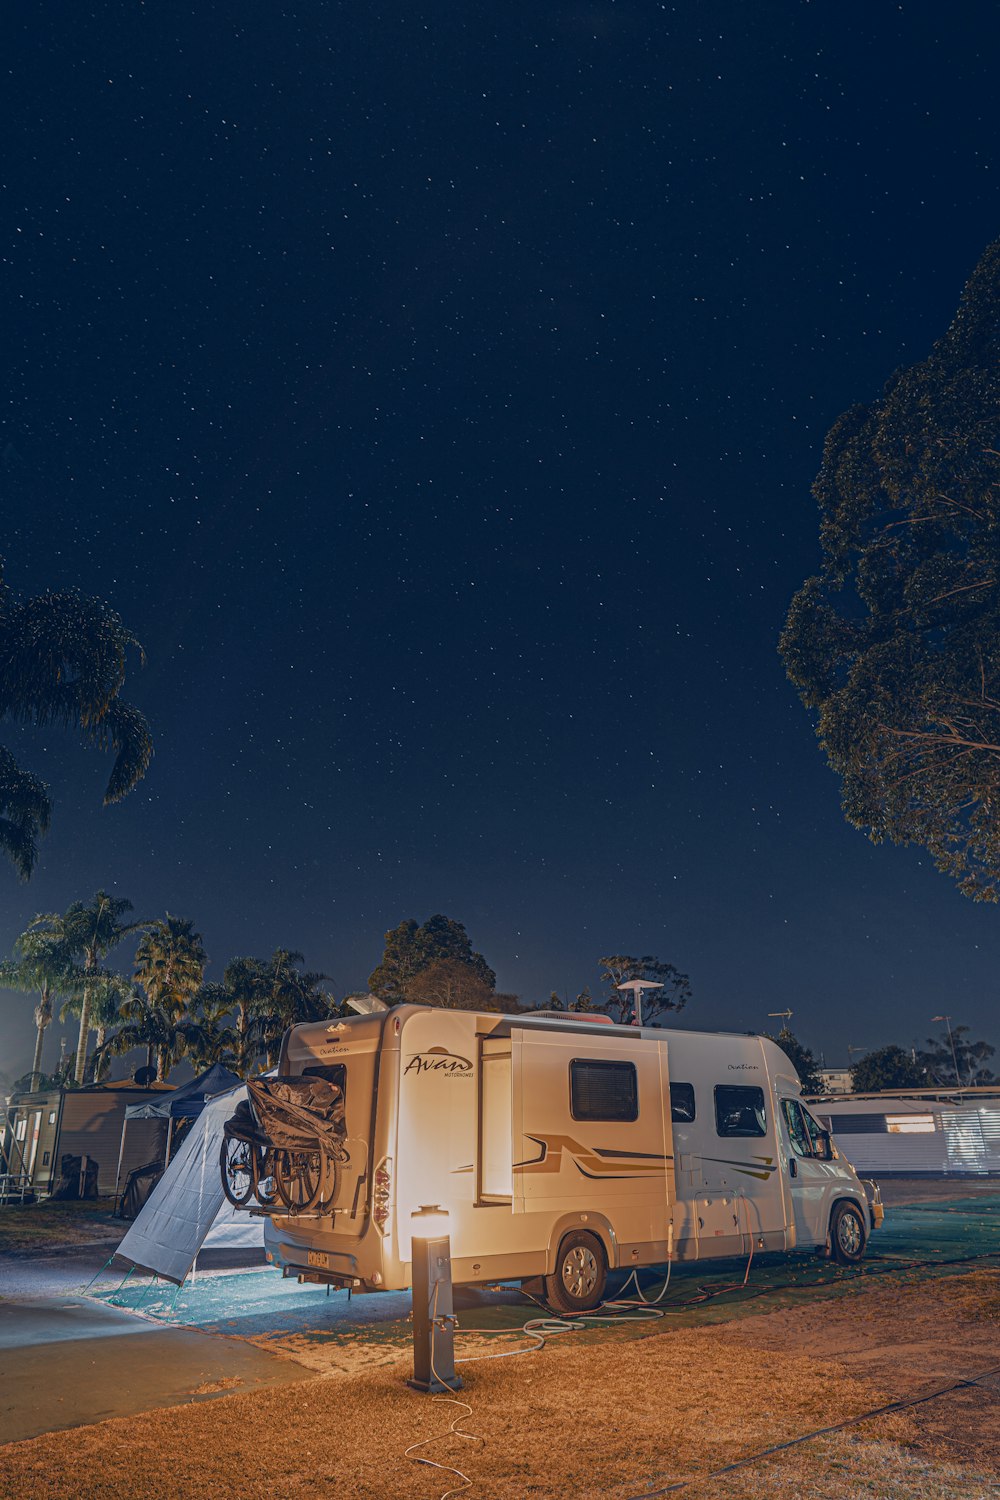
<box><xmin>543</xmin><ymin>1230</ymin><xmax>608</xmax><ymax>1314</ymax></box>
<box><xmin>273</xmin><ymin>1146</ymin><xmax>325</xmax><ymax>1212</ymax></box>
<box><xmin>321</xmin><ymin>1149</ymin><xmax>341</xmax><ymax>1208</ymax></box>
<box><xmin>830</xmin><ymin>1200</ymin><xmax>867</xmax><ymax>1265</ymax></box>
<box><xmin>220</xmin><ymin>1136</ymin><xmax>255</xmax><ymax>1207</ymax></box>
<box><xmin>254</xmin><ymin>1146</ymin><xmax>279</xmax><ymax>1207</ymax></box>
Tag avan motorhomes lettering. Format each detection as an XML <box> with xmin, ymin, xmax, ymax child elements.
<box><xmin>259</xmin><ymin>1006</ymin><xmax>881</xmax><ymax>1313</ymax></box>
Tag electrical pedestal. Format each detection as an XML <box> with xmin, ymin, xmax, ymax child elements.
<box><xmin>408</xmin><ymin>1228</ymin><xmax>463</xmax><ymax>1394</ymax></box>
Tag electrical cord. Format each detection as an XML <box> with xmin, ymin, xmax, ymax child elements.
<box><xmin>625</xmin><ymin>1360</ymin><xmax>1000</xmax><ymax>1496</ymax></box>
<box><xmin>404</xmin><ymin>1277</ymin><xmax>484</xmax><ymax>1500</ymax></box>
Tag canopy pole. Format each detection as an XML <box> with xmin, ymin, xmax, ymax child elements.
<box><xmin>164</xmin><ymin>1116</ymin><xmax>174</xmax><ymax>1168</ymax></box>
<box><xmin>112</xmin><ymin>1116</ymin><xmax>129</xmax><ymax>1216</ymax></box>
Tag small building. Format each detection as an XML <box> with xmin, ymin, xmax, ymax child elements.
<box><xmin>817</xmin><ymin>1068</ymin><xmax>853</xmax><ymax>1095</ymax></box>
<box><xmin>809</xmin><ymin>1089</ymin><xmax>1000</xmax><ymax>1175</ymax></box>
<box><xmin>1</xmin><ymin>1080</ymin><xmax>174</xmax><ymax>1197</ymax></box>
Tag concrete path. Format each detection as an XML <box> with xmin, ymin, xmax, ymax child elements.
<box><xmin>0</xmin><ymin>1295</ymin><xmax>311</xmax><ymax>1444</ymax></box>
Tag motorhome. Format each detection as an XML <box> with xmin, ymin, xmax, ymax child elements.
<box><xmin>261</xmin><ymin>1006</ymin><xmax>881</xmax><ymax>1312</ymax></box>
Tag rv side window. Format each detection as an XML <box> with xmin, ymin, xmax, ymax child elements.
<box><xmin>670</xmin><ymin>1083</ymin><xmax>696</xmax><ymax>1122</ymax></box>
<box><xmin>570</xmin><ymin>1060</ymin><xmax>638</xmax><ymax>1122</ymax></box>
<box><xmin>301</xmin><ymin>1063</ymin><xmax>347</xmax><ymax>1101</ymax></box>
<box><xmin>714</xmin><ymin>1085</ymin><xmax>766</xmax><ymax>1138</ymax></box>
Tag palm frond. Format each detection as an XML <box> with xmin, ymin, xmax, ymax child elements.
<box><xmin>0</xmin><ymin>746</ymin><xmax>52</xmax><ymax>879</ymax></box>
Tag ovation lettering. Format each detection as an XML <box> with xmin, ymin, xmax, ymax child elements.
<box><xmin>404</xmin><ymin>1049</ymin><xmax>474</xmax><ymax>1077</ymax></box>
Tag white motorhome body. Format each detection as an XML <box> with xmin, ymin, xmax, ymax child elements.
<box><xmin>263</xmin><ymin>1007</ymin><xmax>877</xmax><ymax>1306</ymax></box>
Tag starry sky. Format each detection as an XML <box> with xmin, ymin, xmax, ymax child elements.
<box><xmin>3</xmin><ymin>2</ymin><xmax>999</xmax><ymax>1081</ymax></box>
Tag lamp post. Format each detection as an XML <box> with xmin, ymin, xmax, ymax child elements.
<box><xmin>408</xmin><ymin>1205</ymin><xmax>463</xmax><ymax>1394</ymax></box>
<box><xmin>615</xmin><ymin>979</ymin><xmax>663</xmax><ymax>1027</ymax></box>
<box><xmin>932</xmin><ymin>1015</ymin><xmax>963</xmax><ymax>1090</ymax></box>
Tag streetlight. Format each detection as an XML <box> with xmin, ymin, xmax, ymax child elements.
<box><xmin>616</xmin><ymin>979</ymin><xmax>663</xmax><ymax>1027</ymax></box>
<box><xmin>407</xmin><ymin>1205</ymin><xmax>462</xmax><ymax>1394</ymax></box>
<box><xmin>932</xmin><ymin>1015</ymin><xmax>963</xmax><ymax>1090</ymax></box>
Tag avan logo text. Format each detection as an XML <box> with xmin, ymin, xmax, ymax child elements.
<box><xmin>404</xmin><ymin>1048</ymin><xmax>473</xmax><ymax>1078</ymax></box>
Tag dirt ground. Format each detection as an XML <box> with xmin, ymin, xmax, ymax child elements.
<box><xmin>1</xmin><ymin>1271</ymin><xmax>998</xmax><ymax>1499</ymax></box>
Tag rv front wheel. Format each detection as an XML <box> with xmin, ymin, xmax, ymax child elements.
<box><xmin>544</xmin><ymin>1231</ymin><xmax>608</xmax><ymax>1314</ymax></box>
<box><xmin>830</xmin><ymin>1201</ymin><xmax>866</xmax><ymax>1266</ymax></box>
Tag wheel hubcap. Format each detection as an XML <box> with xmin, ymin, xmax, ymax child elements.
<box><xmin>562</xmin><ymin>1245</ymin><xmax>598</xmax><ymax>1299</ymax></box>
<box><xmin>838</xmin><ymin>1213</ymin><xmax>862</xmax><ymax>1255</ymax></box>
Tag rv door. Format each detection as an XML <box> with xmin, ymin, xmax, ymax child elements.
<box><xmin>512</xmin><ymin>1031</ymin><xmax>674</xmax><ymax>1245</ymax></box>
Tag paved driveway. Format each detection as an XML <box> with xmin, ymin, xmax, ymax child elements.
<box><xmin>0</xmin><ymin>1295</ymin><xmax>311</xmax><ymax>1444</ymax></box>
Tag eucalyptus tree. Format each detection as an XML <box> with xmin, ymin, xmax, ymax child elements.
<box><xmin>0</xmin><ymin>929</ymin><xmax>84</xmax><ymax>1090</ymax></box>
<box><xmin>598</xmin><ymin>955</ymin><xmax>692</xmax><ymax>1025</ymax></box>
<box><xmin>31</xmin><ymin>892</ymin><xmax>149</xmax><ymax>1084</ymax></box>
<box><xmin>0</xmin><ymin>560</ymin><xmax>153</xmax><ymax>878</ymax></box>
<box><xmin>368</xmin><ymin>916</ymin><xmax>495</xmax><ymax>1006</ymax></box>
<box><xmin>781</xmin><ymin>241</ymin><xmax>1000</xmax><ymax>900</ymax></box>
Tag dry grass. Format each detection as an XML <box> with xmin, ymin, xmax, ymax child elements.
<box><xmin>0</xmin><ymin>1198</ymin><xmax>120</xmax><ymax>1254</ymax></box>
<box><xmin>897</xmin><ymin>1269</ymin><xmax>1000</xmax><ymax>1325</ymax></box>
<box><xmin>0</xmin><ymin>1319</ymin><xmax>993</xmax><ymax>1500</ymax></box>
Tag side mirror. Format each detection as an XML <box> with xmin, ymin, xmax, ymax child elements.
<box><xmin>815</xmin><ymin>1130</ymin><xmax>833</xmax><ymax>1161</ymax></box>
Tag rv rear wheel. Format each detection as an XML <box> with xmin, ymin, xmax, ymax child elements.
<box><xmin>544</xmin><ymin>1230</ymin><xmax>608</xmax><ymax>1314</ymax></box>
<box><xmin>830</xmin><ymin>1201</ymin><xmax>866</xmax><ymax>1265</ymax></box>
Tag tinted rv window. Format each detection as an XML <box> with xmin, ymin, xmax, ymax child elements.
<box><xmin>714</xmin><ymin>1085</ymin><xmax>767</xmax><ymax>1138</ymax></box>
<box><xmin>570</xmin><ymin>1060</ymin><xmax>638</xmax><ymax>1122</ymax></box>
<box><xmin>670</xmin><ymin>1083</ymin><xmax>696</xmax><ymax>1122</ymax></box>
<box><xmin>302</xmin><ymin>1063</ymin><xmax>347</xmax><ymax>1100</ymax></box>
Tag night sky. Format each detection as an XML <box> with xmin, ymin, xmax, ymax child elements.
<box><xmin>3</xmin><ymin>3</ymin><xmax>999</xmax><ymax>1080</ymax></box>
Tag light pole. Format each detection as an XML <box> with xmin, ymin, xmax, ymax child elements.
<box><xmin>932</xmin><ymin>1015</ymin><xmax>963</xmax><ymax>1090</ymax></box>
<box><xmin>616</xmin><ymin>979</ymin><xmax>663</xmax><ymax>1027</ymax></box>
<box><xmin>408</xmin><ymin>1205</ymin><xmax>462</xmax><ymax>1394</ymax></box>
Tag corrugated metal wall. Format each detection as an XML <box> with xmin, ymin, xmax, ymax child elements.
<box><xmin>826</xmin><ymin>1107</ymin><xmax>1000</xmax><ymax>1175</ymax></box>
<box><xmin>57</xmin><ymin>1095</ymin><xmax>168</xmax><ymax>1196</ymax></box>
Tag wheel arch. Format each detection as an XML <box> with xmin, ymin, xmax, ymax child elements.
<box><xmin>547</xmin><ymin>1211</ymin><xmax>617</xmax><ymax>1273</ymax></box>
<box><xmin>828</xmin><ymin>1193</ymin><xmax>868</xmax><ymax>1255</ymax></box>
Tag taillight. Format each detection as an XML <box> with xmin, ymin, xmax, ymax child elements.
<box><xmin>373</xmin><ymin>1158</ymin><xmax>392</xmax><ymax>1236</ymax></box>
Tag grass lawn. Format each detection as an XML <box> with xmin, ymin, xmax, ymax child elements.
<box><xmin>0</xmin><ymin>1198</ymin><xmax>121</xmax><ymax>1254</ymax></box>
<box><xmin>1</xmin><ymin>1272</ymin><xmax>998</xmax><ymax>1498</ymax></box>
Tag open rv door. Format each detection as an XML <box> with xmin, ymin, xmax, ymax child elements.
<box><xmin>511</xmin><ymin>1028</ymin><xmax>674</xmax><ymax>1245</ymax></box>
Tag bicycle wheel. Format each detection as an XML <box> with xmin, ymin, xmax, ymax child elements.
<box><xmin>254</xmin><ymin>1145</ymin><xmax>279</xmax><ymax>1207</ymax></box>
<box><xmin>220</xmin><ymin>1135</ymin><xmax>255</xmax><ymax>1207</ymax></box>
<box><xmin>273</xmin><ymin>1146</ymin><xmax>325</xmax><ymax>1211</ymax></box>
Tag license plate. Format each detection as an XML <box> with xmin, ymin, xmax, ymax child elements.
<box><xmin>307</xmin><ymin>1250</ymin><xmax>329</xmax><ymax>1268</ymax></box>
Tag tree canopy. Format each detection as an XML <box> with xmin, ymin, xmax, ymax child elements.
<box><xmin>0</xmin><ymin>561</ymin><xmax>153</xmax><ymax>879</ymax></box>
<box><xmin>598</xmin><ymin>955</ymin><xmax>691</xmax><ymax>1025</ymax></box>
<box><xmin>767</xmin><ymin>1026</ymin><xmax>822</xmax><ymax>1094</ymax></box>
<box><xmin>780</xmin><ymin>240</ymin><xmax>1000</xmax><ymax>899</ymax></box>
<box><xmin>368</xmin><ymin>915</ymin><xmax>496</xmax><ymax>1006</ymax></box>
<box><xmin>918</xmin><ymin>1024</ymin><xmax>995</xmax><ymax>1087</ymax></box>
<box><xmin>849</xmin><ymin>1044</ymin><xmax>926</xmax><ymax>1093</ymax></box>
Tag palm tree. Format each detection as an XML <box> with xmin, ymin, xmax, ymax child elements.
<box><xmin>245</xmin><ymin>951</ymin><xmax>335</xmax><ymax>1068</ymax></box>
<box><xmin>133</xmin><ymin>916</ymin><xmax>207</xmax><ymax>1022</ymax></box>
<box><xmin>31</xmin><ymin>892</ymin><xmax>149</xmax><ymax>1085</ymax></box>
<box><xmin>0</xmin><ymin>929</ymin><xmax>84</xmax><ymax>1090</ymax></box>
<box><xmin>0</xmin><ymin>747</ymin><xmax>51</xmax><ymax>881</ymax></box>
<box><xmin>99</xmin><ymin>993</ymin><xmax>213</xmax><ymax>1082</ymax></box>
<box><xmin>186</xmin><ymin>985</ymin><xmax>237</xmax><ymax>1072</ymax></box>
<box><xmin>195</xmin><ymin>950</ymin><xmax>335</xmax><ymax>1075</ymax></box>
<box><xmin>0</xmin><ymin>559</ymin><xmax>153</xmax><ymax>879</ymax></box>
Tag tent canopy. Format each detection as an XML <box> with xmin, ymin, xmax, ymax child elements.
<box><xmin>124</xmin><ymin>1062</ymin><xmax>244</xmax><ymax>1121</ymax></box>
<box><xmin>116</xmin><ymin>1085</ymin><xmax>263</xmax><ymax>1282</ymax></box>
